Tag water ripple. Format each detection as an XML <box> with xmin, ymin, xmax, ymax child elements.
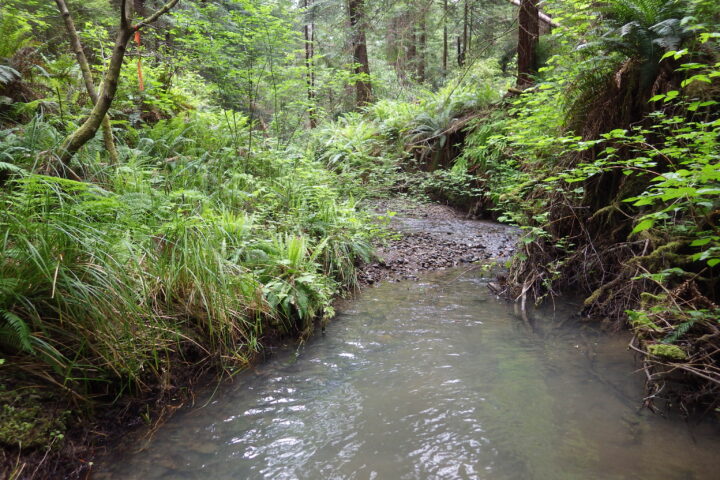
<box><xmin>100</xmin><ymin>268</ymin><xmax>720</xmax><ymax>480</ymax></box>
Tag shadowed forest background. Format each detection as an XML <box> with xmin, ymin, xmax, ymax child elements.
<box><xmin>0</xmin><ymin>0</ymin><xmax>718</xmax><ymax>477</ymax></box>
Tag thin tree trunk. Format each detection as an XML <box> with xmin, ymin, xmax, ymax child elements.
<box><xmin>310</xmin><ymin>10</ymin><xmax>316</xmax><ymax>122</ymax></box>
<box><xmin>407</xmin><ymin>30</ymin><xmax>417</xmax><ymax>72</ymax></box>
<box><xmin>348</xmin><ymin>0</ymin><xmax>372</xmax><ymax>106</ymax></box>
<box><xmin>517</xmin><ymin>0</ymin><xmax>539</xmax><ymax>87</ymax></box>
<box><xmin>457</xmin><ymin>36</ymin><xmax>463</xmax><ymax>67</ymax></box>
<box><xmin>417</xmin><ymin>12</ymin><xmax>426</xmax><ymax>83</ymax></box>
<box><xmin>54</xmin><ymin>0</ymin><xmax>119</xmax><ymax>164</ymax></box>
<box><xmin>304</xmin><ymin>0</ymin><xmax>316</xmax><ymax>127</ymax></box>
<box><xmin>442</xmin><ymin>0</ymin><xmax>448</xmax><ymax>74</ymax></box>
<box><xmin>462</xmin><ymin>0</ymin><xmax>468</xmax><ymax>63</ymax></box>
<box><xmin>57</xmin><ymin>0</ymin><xmax>180</xmax><ymax>167</ymax></box>
<box><xmin>467</xmin><ymin>4</ymin><xmax>472</xmax><ymax>52</ymax></box>
<box><xmin>387</xmin><ymin>16</ymin><xmax>403</xmax><ymax>83</ymax></box>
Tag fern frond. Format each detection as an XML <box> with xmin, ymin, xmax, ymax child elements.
<box><xmin>0</xmin><ymin>65</ymin><xmax>21</xmax><ymax>86</ymax></box>
<box><xmin>0</xmin><ymin>161</ymin><xmax>26</xmax><ymax>176</ymax></box>
<box><xmin>0</xmin><ymin>309</ymin><xmax>33</xmax><ymax>353</ymax></box>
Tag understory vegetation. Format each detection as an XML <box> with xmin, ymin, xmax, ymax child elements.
<box><xmin>0</xmin><ymin>0</ymin><xmax>719</xmax><ymax>477</ymax></box>
<box><xmin>318</xmin><ymin>0</ymin><xmax>720</xmax><ymax>413</ymax></box>
<box><xmin>307</xmin><ymin>0</ymin><xmax>720</xmax><ymax>412</ymax></box>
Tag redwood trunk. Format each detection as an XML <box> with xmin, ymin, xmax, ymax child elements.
<box><xmin>348</xmin><ymin>0</ymin><xmax>372</xmax><ymax>106</ymax></box>
<box><xmin>517</xmin><ymin>0</ymin><xmax>539</xmax><ymax>87</ymax></box>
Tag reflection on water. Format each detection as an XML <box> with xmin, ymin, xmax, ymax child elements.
<box><xmin>99</xmin><ymin>268</ymin><xmax>720</xmax><ymax>480</ymax></box>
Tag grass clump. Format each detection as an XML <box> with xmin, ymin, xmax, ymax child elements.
<box><xmin>0</xmin><ymin>111</ymin><xmax>373</xmax><ymax>415</ymax></box>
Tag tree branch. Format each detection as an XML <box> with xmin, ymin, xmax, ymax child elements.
<box><xmin>504</xmin><ymin>0</ymin><xmax>558</xmax><ymax>28</ymax></box>
<box><xmin>134</xmin><ymin>0</ymin><xmax>181</xmax><ymax>30</ymax></box>
<box><xmin>54</xmin><ymin>0</ymin><xmax>119</xmax><ymax>164</ymax></box>
<box><xmin>56</xmin><ymin>0</ymin><xmax>182</xmax><ymax>167</ymax></box>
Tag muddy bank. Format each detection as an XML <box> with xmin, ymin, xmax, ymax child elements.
<box><xmin>358</xmin><ymin>200</ymin><xmax>518</xmax><ymax>285</ymax></box>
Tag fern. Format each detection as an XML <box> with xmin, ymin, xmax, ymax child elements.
<box><xmin>0</xmin><ymin>161</ymin><xmax>26</xmax><ymax>176</ymax></box>
<box><xmin>0</xmin><ymin>309</ymin><xmax>33</xmax><ymax>353</ymax></box>
<box><xmin>598</xmin><ymin>0</ymin><xmax>690</xmax><ymax>63</ymax></box>
<box><xmin>662</xmin><ymin>320</ymin><xmax>695</xmax><ymax>344</ymax></box>
<box><xmin>0</xmin><ymin>65</ymin><xmax>20</xmax><ymax>86</ymax></box>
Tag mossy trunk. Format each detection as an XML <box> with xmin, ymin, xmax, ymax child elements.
<box><xmin>56</xmin><ymin>0</ymin><xmax>180</xmax><ymax>169</ymax></box>
<box><xmin>58</xmin><ymin>26</ymin><xmax>133</xmax><ymax>167</ymax></box>
<box><xmin>55</xmin><ymin>0</ymin><xmax>119</xmax><ymax>164</ymax></box>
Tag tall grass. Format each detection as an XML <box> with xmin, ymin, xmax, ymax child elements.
<box><xmin>0</xmin><ymin>113</ymin><xmax>372</xmax><ymax>400</ymax></box>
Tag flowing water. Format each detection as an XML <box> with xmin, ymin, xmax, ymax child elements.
<box><xmin>99</xmin><ymin>267</ymin><xmax>720</xmax><ymax>480</ymax></box>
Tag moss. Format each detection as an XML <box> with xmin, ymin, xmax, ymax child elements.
<box><xmin>0</xmin><ymin>385</ymin><xmax>69</xmax><ymax>450</ymax></box>
<box><xmin>627</xmin><ymin>241</ymin><xmax>688</xmax><ymax>269</ymax></box>
<box><xmin>583</xmin><ymin>274</ymin><xmax>624</xmax><ymax>307</ymax></box>
<box><xmin>639</xmin><ymin>292</ymin><xmax>666</xmax><ymax>309</ymax></box>
<box><xmin>647</xmin><ymin>343</ymin><xmax>688</xmax><ymax>361</ymax></box>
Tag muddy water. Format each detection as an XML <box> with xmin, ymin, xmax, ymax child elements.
<box><xmin>100</xmin><ymin>267</ymin><xmax>720</xmax><ymax>480</ymax></box>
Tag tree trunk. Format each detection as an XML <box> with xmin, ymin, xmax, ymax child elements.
<box><xmin>467</xmin><ymin>4</ymin><xmax>472</xmax><ymax>53</ymax></box>
<box><xmin>407</xmin><ymin>30</ymin><xmax>417</xmax><ymax>72</ymax></box>
<box><xmin>417</xmin><ymin>13</ymin><xmax>426</xmax><ymax>83</ymax></box>
<box><xmin>517</xmin><ymin>0</ymin><xmax>539</xmax><ymax>87</ymax></box>
<box><xmin>347</xmin><ymin>0</ymin><xmax>372</xmax><ymax>106</ymax></box>
<box><xmin>442</xmin><ymin>0</ymin><xmax>448</xmax><ymax>74</ymax></box>
<box><xmin>54</xmin><ymin>0</ymin><xmax>119</xmax><ymax>164</ymax></box>
<box><xmin>457</xmin><ymin>36</ymin><xmax>463</xmax><ymax>67</ymax></box>
<box><xmin>304</xmin><ymin>0</ymin><xmax>316</xmax><ymax>127</ymax></box>
<box><xmin>57</xmin><ymin>0</ymin><xmax>180</xmax><ymax>167</ymax></box>
<box><xmin>462</xmin><ymin>0</ymin><xmax>468</xmax><ymax>63</ymax></box>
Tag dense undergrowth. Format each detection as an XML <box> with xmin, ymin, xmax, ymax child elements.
<box><xmin>490</xmin><ymin>0</ymin><xmax>720</xmax><ymax>413</ymax></box>
<box><xmin>0</xmin><ymin>113</ymin><xmax>376</xmax><ymax>476</ymax></box>
<box><xmin>0</xmin><ymin>2</ymin><xmax>509</xmax><ymax>473</ymax></box>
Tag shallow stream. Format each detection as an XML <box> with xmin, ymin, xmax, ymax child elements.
<box><xmin>99</xmin><ymin>267</ymin><xmax>720</xmax><ymax>479</ymax></box>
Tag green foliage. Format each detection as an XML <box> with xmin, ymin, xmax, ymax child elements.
<box><xmin>0</xmin><ymin>111</ymin><xmax>373</xmax><ymax>399</ymax></box>
<box><xmin>0</xmin><ymin>66</ymin><xmax>20</xmax><ymax>87</ymax></box>
<box><xmin>594</xmin><ymin>0</ymin><xmax>692</xmax><ymax>63</ymax></box>
<box><xmin>0</xmin><ymin>7</ymin><xmax>35</xmax><ymax>59</ymax></box>
<box><xmin>314</xmin><ymin>112</ymin><xmax>401</xmax><ymax>195</ymax></box>
<box><xmin>403</xmin><ymin>65</ymin><xmax>502</xmax><ymax>165</ymax></box>
<box><xmin>0</xmin><ymin>386</ymin><xmax>69</xmax><ymax>449</ymax></box>
<box><xmin>459</xmin><ymin>1</ymin><xmax>720</xmax><ymax>405</ymax></box>
<box><xmin>0</xmin><ymin>0</ymin><xmax>715</xmax><ymax>439</ymax></box>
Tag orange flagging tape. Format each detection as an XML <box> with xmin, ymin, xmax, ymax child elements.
<box><xmin>135</xmin><ymin>30</ymin><xmax>144</xmax><ymax>91</ymax></box>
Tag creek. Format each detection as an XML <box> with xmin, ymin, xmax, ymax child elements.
<box><xmin>98</xmin><ymin>216</ymin><xmax>720</xmax><ymax>480</ymax></box>
<box><xmin>99</xmin><ymin>269</ymin><xmax>720</xmax><ymax>479</ymax></box>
